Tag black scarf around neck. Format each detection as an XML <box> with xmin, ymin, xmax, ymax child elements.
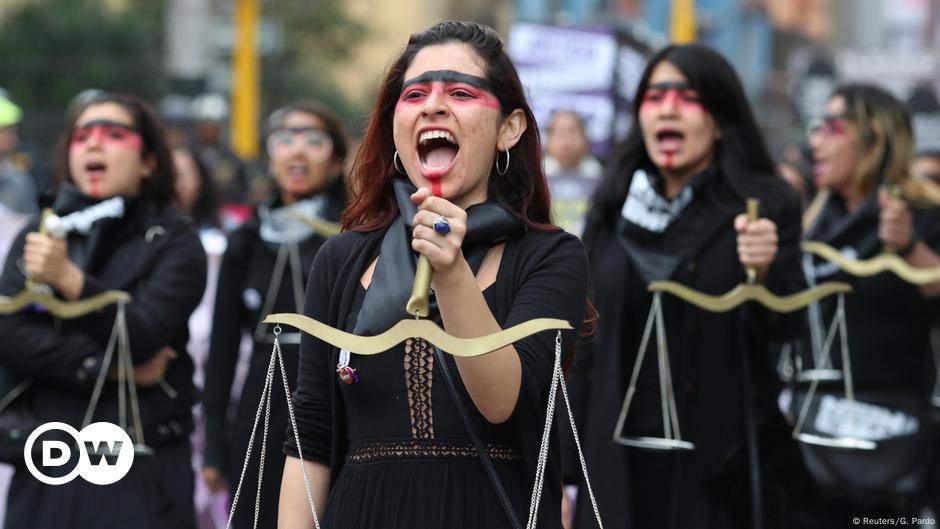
<box><xmin>616</xmin><ymin>165</ymin><xmax>729</xmax><ymax>283</ymax></box>
<box><xmin>353</xmin><ymin>179</ymin><xmax>524</xmax><ymax>336</ymax></box>
<box><xmin>804</xmin><ymin>191</ymin><xmax>881</xmax><ymax>281</ymax></box>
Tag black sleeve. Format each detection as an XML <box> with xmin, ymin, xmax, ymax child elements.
<box><xmin>915</xmin><ymin>206</ymin><xmax>940</xmax><ymax>254</ymax></box>
<box><xmin>505</xmin><ymin>233</ymin><xmax>590</xmax><ymax>420</ymax></box>
<box><xmin>202</xmin><ymin>232</ymin><xmax>252</xmax><ymax>471</ymax></box>
<box><xmin>0</xmin><ymin>225</ymin><xmax>104</xmax><ymax>387</ymax></box>
<box><xmin>561</xmin><ymin>286</ymin><xmax>596</xmax><ymax>484</ymax></box>
<box><xmin>284</xmin><ymin>238</ymin><xmax>339</xmax><ymax>465</ymax></box>
<box><xmin>79</xmin><ymin>222</ymin><xmax>208</xmax><ymax>364</ymax></box>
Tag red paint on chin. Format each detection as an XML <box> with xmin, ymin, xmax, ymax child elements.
<box><xmin>429</xmin><ymin>178</ymin><xmax>442</xmax><ymax>197</ymax></box>
<box><xmin>88</xmin><ymin>180</ymin><xmax>100</xmax><ymax>198</ymax></box>
<box><xmin>665</xmin><ymin>152</ymin><xmax>674</xmax><ymax>171</ymax></box>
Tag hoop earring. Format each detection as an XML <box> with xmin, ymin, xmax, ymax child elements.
<box><xmin>495</xmin><ymin>149</ymin><xmax>510</xmax><ymax>176</ymax></box>
<box><xmin>393</xmin><ymin>150</ymin><xmax>405</xmax><ymax>174</ymax></box>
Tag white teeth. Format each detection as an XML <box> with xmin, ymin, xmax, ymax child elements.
<box><xmin>418</xmin><ymin>130</ymin><xmax>456</xmax><ymax>145</ymax></box>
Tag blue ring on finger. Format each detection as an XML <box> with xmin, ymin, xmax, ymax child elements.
<box><xmin>433</xmin><ymin>216</ymin><xmax>451</xmax><ymax>235</ymax></box>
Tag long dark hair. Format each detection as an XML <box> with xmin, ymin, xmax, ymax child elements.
<box><xmin>588</xmin><ymin>44</ymin><xmax>788</xmax><ymax>231</ymax></box>
<box><xmin>55</xmin><ymin>92</ymin><xmax>176</xmax><ymax>205</ymax></box>
<box><xmin>342</xmin><ymin>20</ymin><xmax>552</xmax><ymax>232</ymax></box>
<box><xmin>173</xmin><ymin>144</ymin><xmax>220</xmax><ymax>228</ymax></box>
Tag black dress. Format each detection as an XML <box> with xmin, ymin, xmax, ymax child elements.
<box><xmin>286</xmin><ymin>226</ymin><xmax>588</xmax><ymax>529</ymax></box>
<box><xmin>202</xmin><ymin>194</ymin><xmax>340</xmax><ymax>529</ymax></box>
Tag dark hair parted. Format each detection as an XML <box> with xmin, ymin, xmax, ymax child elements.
<box><xmin>55</xmin><ymin>92</ymin><xmax>177</xmax><ymax>205</ymax></box>
<box><xmin>588</xmin><ymin>44</ymin><xmax>791</xmax><ymax>231</ymax></box>
<box><xmin>342</xmin><ymin>20</ymin><xmax>553</xmax><ymax>232</ymax></box>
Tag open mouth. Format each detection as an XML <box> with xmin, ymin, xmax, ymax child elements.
<box><xmin>85</xmin><ymin>161</ymin><xmax>107</xmax><ymax>177</ymax></box>
<box><xmin>656</xmin><ymin>129</ymin><xmax>685</xmax><ymax>152</ymax></box>
<box><xmin>417</xmin><ymin>129</ymin><xmax>459</xmax><ymax>175</ymax></box>
<box><xmin>287</xmin><ymin>162</ymin><xmax>309</xmax><ymax>178</ymax></box>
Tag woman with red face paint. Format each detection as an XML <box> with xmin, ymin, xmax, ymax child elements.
<box><xmin>278</xmin><ymin>21</ymin><xmax>592</xmax><ymax>529</ymax></box>
<box><xmin>0</xmin><ymin>92</ymin><xmax>207</xmax><ymax>528</ymax></box>
<box><xmin>799</xmin><ymin>84</ymin><xmax>940</xmax><ymax>525</ymax></box>
<box><xmin>200</xmin><ymin>101</ymin><xmax>348</xmax><ymax>529</ymax></box>
<box><xmin>566</xmin><ymin>45</ymin><xmax>809</xmax><ymax>529</ymax></box>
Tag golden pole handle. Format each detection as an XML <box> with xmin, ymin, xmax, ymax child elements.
<box><xmin>882</xmin><ymin>185</ymin><xmax>904</xmax><ymax>255</ymax></box>
<box><xmin>745</xmin><ymin>198</ymin><xmax>759</xmax><ymax>284</ymax></box>
<box><xmin>406</xmin><ymin>255</ymin><xmax>433</xmax><ymax>318</ymax></box>
<box><xmin>25</xmin><ymin>208</ymin><xmax>54</xmax><ymax>290</ymax></box>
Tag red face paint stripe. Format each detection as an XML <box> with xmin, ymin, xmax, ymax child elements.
<box><xmin>396</xmin><ymin>82</ymin><xmax>501</xmax><ymax>110</ymax></box>
<box><xmin>70</xmin><ymin>124</ymin><xmax>143</xmax><ymax>150</ymax></box>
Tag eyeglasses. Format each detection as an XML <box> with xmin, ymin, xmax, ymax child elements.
<box><xmin>267</xmin><ymin>127</ymin><xmax>333</xmax><ymax>161</ymax></box>
<box><xmin>807</xmin><ymin>115</ymin><xmax>849</xmax><ymax>139</ymax></box>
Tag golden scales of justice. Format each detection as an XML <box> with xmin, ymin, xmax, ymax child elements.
<box><xmin>612</xmin><ymin>199</ymin><xmax>854</xmax><ymax>453</ymax></box>
<box><xmin>0</xmin><ymin>203</ymin><xmax>152</xmax><ymax>455</ymax></box>
<box><xmin>789</xmin><ymin>184</ymin><xmax>940</xmax><ymax>451</ymax></box>
<box><xmin>226</xmin><ymin>193</ymin><xmax>606</xmax><ymax>529</ymax></box>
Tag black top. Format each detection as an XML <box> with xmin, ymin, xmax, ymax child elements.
<box><xmin>803</xmin><ymin>191</ymin><xmax>940</xmax><ymax>396</ymax></box>
<box><xmin>202</xmin><ymin>217</ymin><xmax>328</xmax><ymax>471</ymax></box>
<box><xmin>0</xmin><ymin>191</ymin><xmax>207</xmax><ymax>445</ymax></box>
<box><xmin>568</xmin><ymin>168</ymin><xmax>805</xmax><ymax>529</ymax></box>
<box><xmin>285</xmin><ymin>227</ymin><xmax>588</xmax><ymax>529</ymax></box>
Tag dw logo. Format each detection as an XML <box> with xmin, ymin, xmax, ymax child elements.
<box><xmin>24</xmin><ymin>422</ymin><xmax>134</xmax><ymax>485</ymax></box>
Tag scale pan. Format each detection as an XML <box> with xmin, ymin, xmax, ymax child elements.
<box><xmin>613</xmin><ymin>436</ymin><xmax>695</xmax><ymax>451</ymax></box>
<box><xmin>795</xmin><ymin>369</ymin><xmax>843</xmax><ymax>382</ymax></box>
<box><xmin>794</xmin><ymin>433</ymin><xmax>876</xmax><ymax>450</ymax></box>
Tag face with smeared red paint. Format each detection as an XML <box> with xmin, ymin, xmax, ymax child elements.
<box><xmin>638</xmin><ymin>61</ymin><xmax>720</xmax><ymax>186</ymax></box>
<box><xmin>393</xmin><ymin>42</ymin><xmax>511</xmax><ymax>206</ymax></box>
<box><xmin>69</xmin><ymin>103</ymin><xmax>151</xmax><ymax>199</ymax></box>
<box><xmin>808</xmin><ymin>95</ymin><xmax>862</xmax><ymax>196</ymax></box>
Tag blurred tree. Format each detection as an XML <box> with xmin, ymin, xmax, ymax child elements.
<box><xmin>0</xmin><ymin>0</ymin><xmax>165</xmax><ymax>192</ymax></box>
<box><xmin>0</xmin><ymin>0</ymin><xmax>166</xmax><ymax>121</ymax></box>
<box><xmin>260</xmin><ymin>0</ymin><xmax>369</xmax><ymax>134</ymax></box>
<box><xmin>0</xmin><ymin>0</ymin><xmax>368</xmax><ymax>151</ymax></box>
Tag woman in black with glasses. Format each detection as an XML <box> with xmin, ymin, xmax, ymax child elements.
<box><xmin>201</xmin><ymin>101</ymin><xmax>347</xmax><ymax>529</ymax></box>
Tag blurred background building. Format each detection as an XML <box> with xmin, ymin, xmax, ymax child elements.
<box><xmin>0</xmin><ymin>0</ymin><xmax>938</xmax><ymax>172</ymax></box>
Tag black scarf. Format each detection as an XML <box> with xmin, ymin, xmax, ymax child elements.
<box><xmin>615</xmin><ymin>165</ymin><xmax>730</xmax><ymax>283</ymax></box>
<box><xmin>804</xmin><ymin>191</ymin><xmax>881</xmax><ymax>281</ymax></box>
<box><xmin>353</xmin><ymin>179</ymin><xmax>524</xmax><ymax>336</ymax></box>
